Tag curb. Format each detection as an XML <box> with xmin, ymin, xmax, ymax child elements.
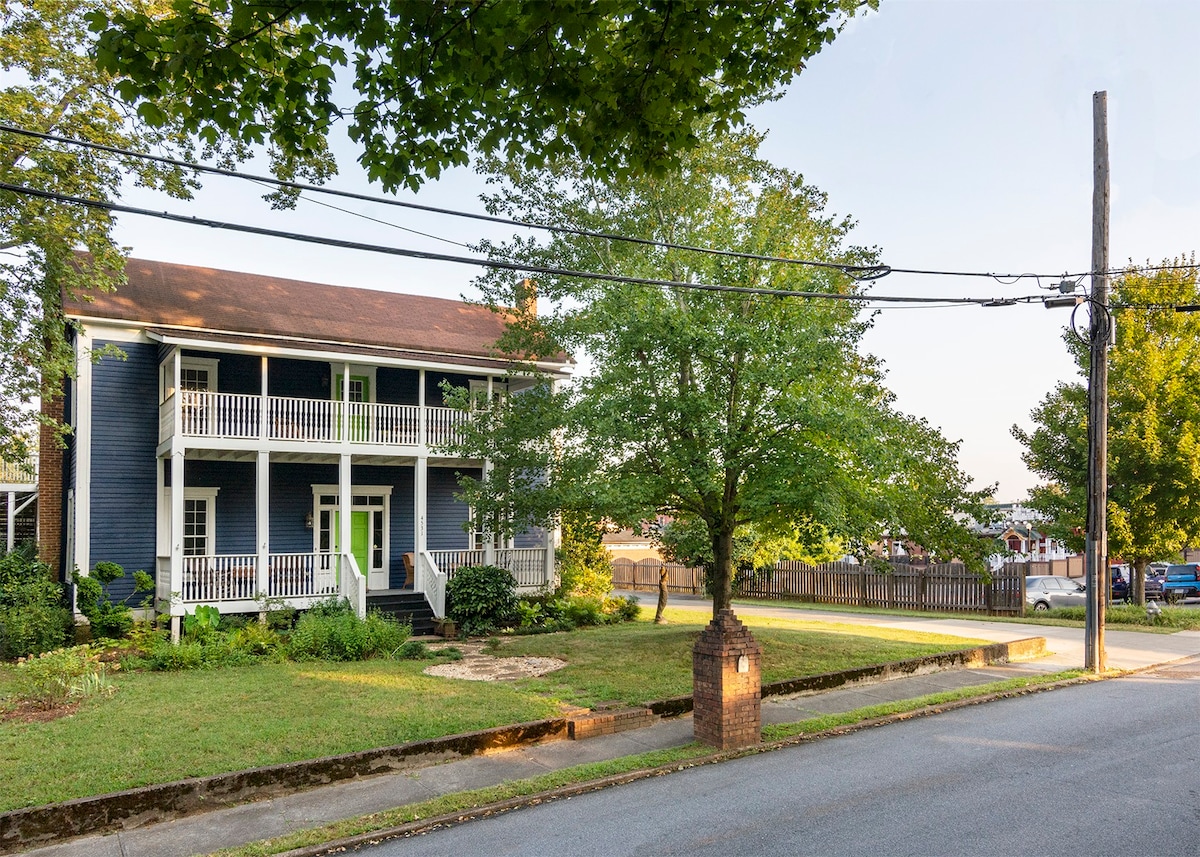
<box><xmin>275</xmin><ymin>670</ymin><xmax>1095</xmax><ymax>857</ymax></box>
<box><xmin>0</xmin><ymin>636</ymin><xmax>1044</xmax><ymax>853</ymax></box>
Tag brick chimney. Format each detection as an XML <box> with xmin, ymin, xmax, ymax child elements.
<box><xmin>515</xmin><ymin>278</ymin><xmax>537</xmax><ymax>317</ymax></box>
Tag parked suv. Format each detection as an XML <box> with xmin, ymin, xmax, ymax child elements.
<box><xmin>1162</xmin><ymin>563</ymin><xmax>1200</xmax><ymax>603</ymax></box>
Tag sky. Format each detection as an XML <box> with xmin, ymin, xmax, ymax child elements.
<box><xmin>110</xmin><ymin>0</ymin><xmax>1200</xmax><ymax>502</ymax></box>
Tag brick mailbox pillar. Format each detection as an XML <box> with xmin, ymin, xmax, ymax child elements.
<box><xmin>692</xmin><ymin>608</ymin><xmax>762</xmax><ymax>750</ymax></box>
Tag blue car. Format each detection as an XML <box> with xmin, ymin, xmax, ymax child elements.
<box><xmin>1163</xmin><ymin>563</ymin><xmax>1200</xmax><ymax>603</ymax></box>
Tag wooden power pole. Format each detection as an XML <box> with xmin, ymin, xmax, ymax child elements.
<box><xmin>1085</xmin><ymin>91</ymin><xmax>1109</xmax><ymax>673</ymax></box>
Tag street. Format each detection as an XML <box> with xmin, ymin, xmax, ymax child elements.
<box><xmin>359</xmin><ymin>665</ymin><xmax>1200</xmax><ymax>857</ymax></box>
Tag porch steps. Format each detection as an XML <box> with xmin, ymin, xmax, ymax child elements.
<box><xmin>367</xmin><ymin>591</ymin><xmax>437</xmax><ymax>636</ymax></box>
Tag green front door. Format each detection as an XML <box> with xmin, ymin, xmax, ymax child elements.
<box><xmin>335</xmin><ymin>375</ymin><xmax>370</xmax><ymax>441</ymax></box>
<box><xmin>334</xmin><ymin>511</ymin><xmax>370</xmax><ymax>580</ymax></box>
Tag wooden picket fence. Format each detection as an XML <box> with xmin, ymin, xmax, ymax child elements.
<box><xmin>611</xmin><ymin>557</ymin><xmax>1025</xmax><ymax>615</ymax></box>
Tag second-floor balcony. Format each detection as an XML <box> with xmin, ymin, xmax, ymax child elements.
<box><xmin>160</xmin><ymin>391</ymin><xmax>471</xmax><ymax>451</ymax></box>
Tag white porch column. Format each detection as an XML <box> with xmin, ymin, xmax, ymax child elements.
<box><xmin>169</xmin><ymin>448</ymin><xmax>185</xmax><ymax>641</ymax></box>
<box><xmin>482</xmin><ymin>375</ymin><xmax>496</xmax><ymax>566</ymax></box>
<box><xmin>260</xmin><ymin>356</ymin><xmax>269</xmax><ymax>441</ymax></box>
<box><xmin>73</xmin><ymin>328</ymin><xmax>93</xmax><ymax>579</ymax></box>
<box><xmin>417</xmin><ymin>369</ymin><xmax>426</xmax><ymax>447</ymax></box>
<box><xmin>338</xmin><ymin>452</ymin><xmax>351</xmax><ymax>569</ymax></box>
<box><xmin>256</xmin><ymin>451</ymin><xmax>270</xmax><ymax>598</ymax></box>
<box><xmin>414</xmin><ymin>454</ymin><xmax>428</xmax><ymax>589</ymax></box>
<box><xmin>6</xmin><ymin>491</ymin><xmax>14</xmax><ymax>552</ymax></box>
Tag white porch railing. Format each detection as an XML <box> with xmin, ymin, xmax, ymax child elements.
<box><xmin>162</xmin><ymin>392</ymin><xmax>466</xmax><ymax>449</ymax></box>
<box><xmin>0</xmin><ymin>454</ymin><xmax>37</xmax><ymax>485</ymax></box>
<box><xmin>339</xmin><ymin>553</ymin><xmax>367</xmax><ymax>618</ymax></box>
<box><xmin>418</xmin><ymin>550</ymin><xmax>447</xmax><ymax>619</ymax></box>
<box><xmin>430</xmin><ymin>548</ymin><xmax>554</xmax><ymax>591</ymax></box>
<box><xmin>175</xmin><ymin>552</ymin><xmax>364</xmax><ymax>615</ymax></box>
<box><xmin>181</xmin><ymin>553</ymin><xmax>259</xmax><ymax>602</ymax></box>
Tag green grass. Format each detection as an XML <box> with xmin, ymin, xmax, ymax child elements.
<box><xmin>0</xmin><ymin>660</ymin><xmax>560</xmax><ymax>812</ymax></box>
<box><xmin>211</xmin><ymin>668</ymin><xmax>1084</xmax><ymax>857</ymax></box>
<box><xmin>499</xmin><ymin>608</ymin><xmax>986</xmax><ymax>707</ymax></box>
<box><xmin>730</xmin><ymin>596</ymin><xmax>1200</xmax><ymax>632</ymax></box>
<box><xmin>0</xmin><ymin>610</ymin><xmax>985</xmax><ymax>812</ymax></box>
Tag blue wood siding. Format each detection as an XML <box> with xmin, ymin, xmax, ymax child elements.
<box><xmin>184</xmin><ymin>349</ymin><xmax>260</xmax><ymax>395</ymax></box>
<box><xmin>424</xmin><ymin>372</ymin><xmax>477</xmax><ymax>407</ymax></box>
<box><xmin>267</xmin><ymin>357</ymin><xmax>328</xmax><ymax>400</ymax></box>
<box><xmin>268</xmin><ymin>463</ymin><xmax>336</xmax><ymax>554</ymax></box>
<box><xmin>376</xmin><ymin>367</ymin><xmax>419</xmax><ymax>406</ymax></box>
<box><xmin>88</xmin><ymin>342</ymin><xmax>158</xmax><ymax>604</ymax></box>
<box><xmin>428</xmin><ymin>466</ymin><xmax>477</xmax><ymax>549</ymax></box>
<box><xmin>187</xmin><ymin>460</ymin><xmax>255</xmax><ymax>554</ymax></box>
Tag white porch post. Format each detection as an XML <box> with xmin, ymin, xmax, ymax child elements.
<box><xmin>338</xmin><ymin>360</ymin><xmax>352</xmax><ymax>584</ymax></box>
<box><xmin>482</xmin><ymin>375</ymin><xmax>496</xmax><ymax>566</ymax></box>
<box><xmin>256</xmin><ymin>451</ymin><xmax>270</xmax><ymax>600</ymax></box>
<box><xmin>338</xmin><ymin>452</ymin><xmax>351</xmax><ymax>572</ymax></box>
<box><xmin>260</xmin><ymin>356</ymin><xmax>269</xmax><ymax>441</ymax></box>
<box><xmin>6</xmin><ymin>491</ymin><xmax>13</xmax><ymax>552</ymax></box>
<box><xmin>414</xmin><ymin>455</ymin><xmax>428</xmax><ymax>589</ymax></box>
<box><xmin>73</xmin><ymin>328</ymin><xmax>93</xmax><ymax>580</ymax></box>
<box><xmin>169</xmin><ymin>448</ymin><xmax>184</xmax><ymax>642</ymax></box>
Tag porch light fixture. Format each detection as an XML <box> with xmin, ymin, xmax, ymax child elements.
<box><xmin>304</xmin><ymin>511</ymin><xmax>313</xmax><ymax>529</ymax></box>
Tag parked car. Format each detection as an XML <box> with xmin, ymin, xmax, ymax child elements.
<box><xmin>1110</xmin><ymin>565</ymin><xmax>1129</xmax><ymax>602</ymax></box>
<box><xmin>1025</xmin><ymin>575</ymin><xmax>1088</xmax><ymax>611</ymax></box>
<box><xmin>1162</xmin><ymin>563</ymin><xmax>1200</xmax><ymax>603</ymax></box>
<box><xmin>1145</xmin><ymin>565</ymin><xmax>1166</xmax><ymax>601</ymax></box>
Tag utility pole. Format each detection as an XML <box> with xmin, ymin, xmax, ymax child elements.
<box><xmin>1085</xmin><ymin>91</ymin><xmax>1109</xmax><ymax>673</ymax></box>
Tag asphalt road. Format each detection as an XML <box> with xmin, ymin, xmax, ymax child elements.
<box><xmin>359</xmin><ymin>666</ymin><xmax>1200</xmax><ymax>857</ymax></box>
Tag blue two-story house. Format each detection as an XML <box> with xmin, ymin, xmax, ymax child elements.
<box><xmin>49</xmin><ymin>257</ymin><xmax>568</xmax><ymax>633</ymax></box>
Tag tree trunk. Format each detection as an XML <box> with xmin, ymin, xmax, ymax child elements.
<box><xmin>654</xmin><ymin>563</ymin><xmax>669</xmax><ymax>623</ymax></box>
<box><xmin>711</xmin><ymin>523</ymin><xmax>735</xmax><ymax>616</ymax></box>
<box><xmin>1131</xmin><ymin>558</ymin><xmax>1147</xmax><ymax>606</ymax></box>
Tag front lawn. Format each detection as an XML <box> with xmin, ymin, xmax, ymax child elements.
<box><xmin>0</xmin><ymin>610</ymin><xmax>985</xmax><ymax>812</ymax></box>
<box><xmin>501</xmin><ymin>607</ymin><xmax>988</xmax><ymax>706</ymax></box>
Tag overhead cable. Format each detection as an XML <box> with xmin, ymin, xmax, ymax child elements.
<box><xmin>0</xmin><ymin>180</ymin><xmax>1014</xmax><ymax>306</ymax></box>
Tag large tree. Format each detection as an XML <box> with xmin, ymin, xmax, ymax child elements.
<box><xmin>447</xmin><ymin>130</ymin><xmax>991</xmax><ymax>616</ymax></box>
<box><xmin>1014</xmin><ymin>260</ymin><xmax>1200</xmax><ymax>603</ymax></box>
<box><xmin>0</xmin><ymin>0</ymin><xmax>332</xmax><ymax>461</ymax></box>
<box><xmin>90</xmin><ymin>0</ymin><xmax>873</xmax><ymax>192</ymax></box>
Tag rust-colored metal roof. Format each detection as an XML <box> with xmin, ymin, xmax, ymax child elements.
<box><xmin>63</xmin><ymin>257</ymin><xmax>540</xmax><ymax>364</ymax></box>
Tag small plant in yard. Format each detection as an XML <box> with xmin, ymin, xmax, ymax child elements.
<box><xmin>447</xmin><ymin>565</ymin><xmax>518</xmax><ymax>635</ymax></box>
<box><xmin>7</xmin><ymin>645</ymin><xmax>116</xmax><ymax>710</ymax></box>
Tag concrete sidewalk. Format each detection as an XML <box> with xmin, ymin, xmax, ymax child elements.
<box><xmin>20</xmin><ymin>598</ymin><xmax>1200</xmax><ymax>857</ymax></box>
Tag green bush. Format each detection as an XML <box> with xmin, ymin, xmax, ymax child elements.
<box><xmin>287</xmin><ymin>609</ymin><xmax>410</xmax><ymax>661</ymax></box>
<box><xmin>557</xmin><ymin>512</ymin><xmax>614</xmax><ymax>599</ymax></box>
<box><xmin>562</xmin><ymin>596</ymin><xmax>605</xmax><ymax>627</ymax></box>
<box><xmin>603</xmin><ymin>595</ymin><xmax>641</xmax><ymax>623</ymax></box>
<box><xmin>447</xmin><ymin>565</ymin><xmax>518</xmax><ymax>635</ymax></box>
<box><xmin>0</xmin><ymin>544</ymin><xmax>73</xmax><ymax>659</ymax></box>
<box><xmin>72</xmin><ymin>561</ymin><xmax>152</xmax><ymax>641</ymax></box>
<box><xmin>9</xmin><ymin>645</ymin><xmax>116</xmax><ymax>709</ymax></box>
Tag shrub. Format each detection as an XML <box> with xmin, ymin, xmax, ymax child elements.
<box><xmin>447</xmin><ymin>565</ymin><xmax>518</xmax><ymax>635</ymax></box>
<box><xmin>72</xmin><ymin>561</ymin><xmax>152</xmax><ymax>640</ymax></box>
<box><xmin>557</xmin><ymin>512</ymin><xmax>613</xmax><ymax>599</ymax></box>
<box><xmin>287</xmin><ymin>608</ymin><xmax>410</xmax><ymax>661</ymax></box>
<box><xmin>562</xmin><ymin>596</ymin><xmax>605</xmax><ymax>628</ymax></box>
<box><xmin>9</xmin><ymin>645</ymin><xmax>116</xmax><ymax>709</ymax></box>
<box><xmin>603</xmin><ymin>595</ymin><xmax>641</xmax><ymax>623</ymax></box>
<box><xmin>0</xmin><ymin>544</ymin><xmax>73</xmax><ymax>659</ymax></box>
<box><xmin>396</xmin><ymin>640</ymin><xmax>432</xmax><ymax>660</ymax></box>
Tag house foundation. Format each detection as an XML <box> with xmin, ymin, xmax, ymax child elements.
<box><xmin>692</xmin><ymin>608</ymin><xmax>761</xmax><ymax>749</ymax></box>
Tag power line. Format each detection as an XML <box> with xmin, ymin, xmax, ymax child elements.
<box><xmin>0</xmin><ymin>123</ymin><xmax>890</xmax><ymax>281</ymax></box>
<box><xmin>0</xmin><ymin>179</ymin><xmax>1023</xmax><ymax>306</ymax></box>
